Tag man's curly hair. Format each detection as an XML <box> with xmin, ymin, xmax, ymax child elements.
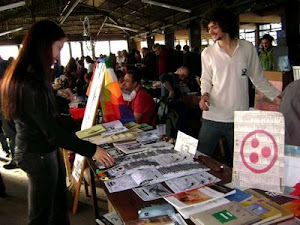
<box><xmin>202</xmin><ymin>8</ymin><xmax>239</xmax><ymax>40</ymax></box>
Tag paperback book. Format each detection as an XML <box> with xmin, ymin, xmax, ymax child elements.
<box><xmin>240</xmin><ymin>197</ymin><xmax>282</xmax><ymax>225</ymax></box>
<box><xmin>190</xmin><ymin>201</ymin><xmax>261</xmax><ymax>225</ymax></box>
<box><xmin>163</xmin><ymin>184</ymin><xmax>235</xmax><ymax>210</ymax></box>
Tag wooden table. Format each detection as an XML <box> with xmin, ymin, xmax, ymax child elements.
<box><xmin>87</xmin><ymin>155</ymin><xmax>232</xmax><ymax>223</ymax></box>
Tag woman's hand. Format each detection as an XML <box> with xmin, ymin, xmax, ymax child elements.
<box><xmin>93</xmin><ymin>146</ymin><xmax>115</xmax><ymax>167</ymax></box>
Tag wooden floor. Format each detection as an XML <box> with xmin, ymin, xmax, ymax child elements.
<box><xmin>0</xmin><ymin>151</ymin><xmax>108</xmax><ymax>225</ymax></box>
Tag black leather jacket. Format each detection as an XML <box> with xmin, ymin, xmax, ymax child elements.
<box><xmin>15</xmin><ymin>80</ymin><xmax>96</xmax><ymax>157</ymax></box>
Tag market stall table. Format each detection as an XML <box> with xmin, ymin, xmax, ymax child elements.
<box><xmin>86</xmin><ymin>155</ymin><xmax>232</xmax><ymax>224</ymax></box>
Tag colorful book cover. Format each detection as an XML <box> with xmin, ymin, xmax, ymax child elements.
<box><xmin>241</xmin><ymin>198</ymin><xmax>282</xmax><ymax>224</ymax></box>
<box><xmin>190</xmin><ymin>201</ymin><xmax>260</xmax><ymax>225</ymax></box>
<box><xmin>226</xmin><ymin>188</ymin><xmax>253</xmax><ymax>203</ymax></box>
<box><xmin>246</xmin><ymin>188</ymin><xmax>300</xmax><ymax>218</ymax></box>
<box><xmin>163</xmin><ymin>184</ymin><xmax>235</xmax><ymax>209</ymax></box>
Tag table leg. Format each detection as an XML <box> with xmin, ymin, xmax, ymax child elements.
<box><xmin>89</xmin><ymin>166</ymin><xmax>99</xmax><ymax>223</ymax></box>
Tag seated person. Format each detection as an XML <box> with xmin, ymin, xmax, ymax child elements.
<box><xmin>123</xmin><ymin>71</ymin><xmax>155</xmax><ymax>125</ymax></box>
<box><xmin>160</xmin><ymin>66</ymin><xmax>190</xmax><ymax>99</ymax></box>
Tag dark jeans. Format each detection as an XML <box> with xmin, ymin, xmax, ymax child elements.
<box><xmin>197</xmin><ymin>119</ymin><xmax>234</xmax><ymax>158</ymax></box>
<box><xmin>1</xmin><ymin>119</ymin><xmax>16</xmax><ymax>157</ymax></box>
<box><xmin>0</xmin><ymin>130</ymin><xmax>9</xmax><ymax>152</ymax></box>
<box><xmin>15</xmin><ymin>148</ymin><xmax>70</xmax><ymax>225</ymax></box>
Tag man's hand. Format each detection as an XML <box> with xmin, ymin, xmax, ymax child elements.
<box><xmin>199</xmin><ymin>93</ymin><xmax>210</xmax><ymax>111</ymax></box>
<box><xmin>93</xmin><ymin>146</ymin><xmax>115</xmax><ymax>167</ymax></box>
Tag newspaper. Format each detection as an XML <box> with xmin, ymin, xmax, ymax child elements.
<box><xmin>232</xmin><ymin>111</ymin><xmax>285</xmax><ymax>193</ymax></box>
<box><xmin>105</xmin><ymin>167</ymin><xmax>162</xmax><ymax>193</ymax></box>
<box><xmin>107</xmin><ymin>150</ymin><xmax>194</xmax><ymax>178</ymax></box>
<box><xmin>105</xmin><ymin>162</ymin><xmax>209</xmax><ymax>193</ymax></box>
<box><xmin>165</xmin><ymin>171</ymin><xmax>221</xmax><ymax>193</ymax></box>
<box><xmin>136</xmin><ymin>129</ymin><xmax>160</xmax><ymax>144</ymax></box>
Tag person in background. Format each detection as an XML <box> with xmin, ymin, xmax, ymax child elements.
<box><xmin>123</xmin><ymin>71</ymin><xmax>155</xmax><ymax>125</ymax></box>
<box><xmin>122</xmin><ymin>49</ymin><xmax>128</xmax><ymax>73</ymax></box>
<box><xmin>280</xmin><ymin>80</ymin><xmax>299</xmax><ymax>146</ymax></box>
<box><xmin>127</xmin><ymin>48</ymin><xmax>138</xmax><ymax>71</ymax></box>
<box><xmin>0</xmin><ymin>55</ymin><xmax>8</xmax><ymax>196</ymax></box>
<box><xmin>198</xmin><ymin>9</ymin><xmax>280</xmax><ymax>164</ymax></box>
<box><xmin>160</xmin><ymin>66</ymin><xmax>189</xmax><ymax>135</ymax></box>
<box><xmin>0</xmin><ymin>55</ymin><xmax>10</xmax><ymax>158</ymax></box>
<box><xmin>152</xmin><ymin>43</ymin><xmax>172</xmax><ymax>77</ymax></box>
<box><xmin>0</xmin><ymin>20</ymin><xmax>114</xmax><ymax>225</ymax></box>
<box><xmin>173</xmin><ymin>44</ymin><xmax>183</xmax><ymax>71</ymax></box>
<box><xmin>141</xmin><ymin>47</ymin><xmax>157</xmax><ymax>81</ymax></box>
<box><xmin>160</xmin><ymin>66</ymin><xmax>190</xmax><ymax>100</ymax></box>
<box><xmin>0</xmin><ymin>56</ymin><xmax>17</xmax><ymax>169</ymax></box>
<box><xmin>258</xmin><ymin>34</ymin><xmax>275</xmax><ymax>71</ymax></box>
<box><xmin>64</xmin><ymin>57</ymin><xmax>79</xmax><ymax>89</ymax></box>
<box><xmin>85</xmin><ymin>55</ymin><xmax>94</xmax><ymax>74</ymax></box>
<box><xmin>116</xmin><ymin>50</ymin><xmax>125</xmax><ymax>71</ymax></box>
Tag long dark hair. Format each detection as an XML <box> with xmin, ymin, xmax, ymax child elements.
<box><xmin>1</xmin><ymin>20</ymin><xmax>66</xmax><ymax>120</ymax></box>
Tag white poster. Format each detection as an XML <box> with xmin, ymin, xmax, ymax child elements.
<box><xmin>232</xmin><ymin>111</ymin><xmax>285</xmax><ymax>193</ymax></box>
<box><xmin>72</xmin><ymin>63</ymin><xmax>106</xmax><ymax>181</ymax></box>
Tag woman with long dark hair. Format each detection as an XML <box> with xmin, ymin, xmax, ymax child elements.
<box><xmin>0</xmin><ymin>20</ymin><xmax>114</xmax><ymax>225</ymax></box>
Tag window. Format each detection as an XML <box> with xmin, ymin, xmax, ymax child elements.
<box><xmin>83</xmin><ymin>41</ymin><xmax>94</xmax><ymax>57</ymax></box>
<box><xmin>154</xmin><ymin>40</ymin><xmax>165</xmax><ymax>45</ymax></box>
<box><xmin>208</xmin><ymin>39</ymin><xmax>214</xmax><ymax>45</ymax></box>
<box><xmin>70</xmin><ymin>42</ymin><xmax>82</xmax><ymax>59</ymax></box>
<box><xmin>60</xmin><ymin>42</ymin><xmax>70</xmax><ymax>67</ymax></box>
<box><xmin>201</xmin><ymin>39</ymin><xmax>208</xmax><ymax>46</ymax></box>
<box><xmin>259</xmin><ymin>23</ymin><xmax>282</xmax><ymax>46</ymax></box>
<box><xmin>110</xmin><ymin>40</ymin><xmax>128</xmax><ymax>55</ymax></box>
<box><xmin>140</xmin><ymin>41</ymin><xmax>147</xmax><ymax>48</ymax></box>
<box><xmin>239</xmin><ymin>29</ymin><xmax>256</xmax><ymax>46</ymax></box>
<box><xmin>0</xmin><ymin>45</ymin><xmax>19</xmax><ymax>60</ymax></box>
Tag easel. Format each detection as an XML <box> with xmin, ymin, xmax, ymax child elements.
<box><xmin>71</xmin><ymin>63</ymin><xmax>106</xmax><ymax>214</ymax></box>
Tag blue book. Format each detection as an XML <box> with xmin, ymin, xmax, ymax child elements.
<box><xmin>225</xmin><ymin>188</ymin><xmax>253</xmax><ymax>202</ymax></box>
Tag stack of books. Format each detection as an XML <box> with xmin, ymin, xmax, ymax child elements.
<box><xmin>185</xmin><ymin>187</ymin><xmax>299</xmax><ymax>225</ymax></box>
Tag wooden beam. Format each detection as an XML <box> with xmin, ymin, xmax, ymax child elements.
<box><xmin>240</xmin><ymin>12</ymin><xmax>281</xmax><ymax>24</ymax></box>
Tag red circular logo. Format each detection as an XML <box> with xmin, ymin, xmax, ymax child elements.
<box><xmin>240</xmin><ymin>130</ymin><xmax>278</xmax><ymax>174</ymax></box>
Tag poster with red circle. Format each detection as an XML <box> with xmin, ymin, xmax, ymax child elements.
<box><xmin>232</xmin><ymin>111</ymin><xmax>284</xmax><ymax>193</ymax></box>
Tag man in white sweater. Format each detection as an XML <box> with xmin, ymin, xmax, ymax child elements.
<box><xmin>198</xmin><ymin>8</ymin><xmax>280</xmax><ymax>163</ymax></box>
